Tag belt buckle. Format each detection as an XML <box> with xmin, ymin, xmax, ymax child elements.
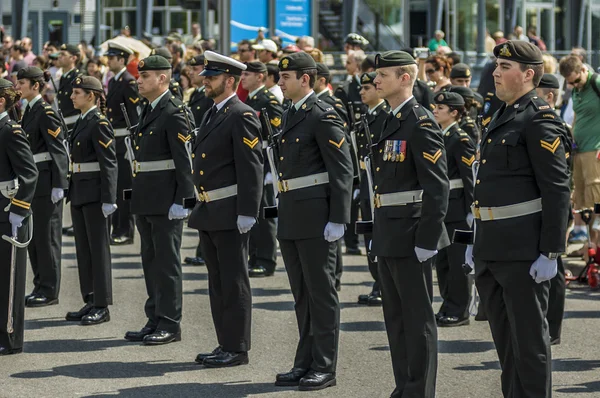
<box><xmin>374</xmin><ymin>194</ymin><xmax>381</xmax><ymax>209</ymax></box>
<box><xmin>278</xmin><ymin>179</ymin><xmax>289</xmax><ymax>193</ymax></box>
<box><xmin>487</xmin><ymin>207</ymin><xmax>494</xmax><ymax>221</ymax></box>
<box><xmin>134</xmin><ymin>161</ymin><xmax>141</xmax><ymax>172</ymax></box>
<box><xmin>77</xmin><ymin>164</ymin><xmax>81</xmax><ymax>173</ymax></box>
<box><xmin>473</xmin><ymin>207</ymin><xmax>481</xmax><ymax>219</ymax></box>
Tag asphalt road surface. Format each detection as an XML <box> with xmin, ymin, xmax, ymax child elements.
<box><xmin>1</xmin><ymin>227</ymin><xmax>599</xmax><ymax>398</ymax></box>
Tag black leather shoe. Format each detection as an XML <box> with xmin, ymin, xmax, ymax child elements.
<box><xmin>202</xmin><ymin>351</ymin><xmax>249</xmax><ymax>368</ymax></box>
<box><xmin>249</xmin><ymin>266</ymin><xmax>274</xmax><ymax>277</ymax></box>
<box><xmin>437</xmin><ymin>315</ymin><xmax>470</xmax><ymax>327</ymax></box>
<box><xmin>125</xmin><ymin>326</ymin><xmax>156</xmax><ymax>342</ymax></box>
<box><xmin>357</xmin><ymin>294</ymin><xmax>370</xmax><ymax>305</ymax></box>
<box><xmin>65</xmin><ymin>303</ymin><xmax>93</xmax><ymax>321</ymax></box>
<box><xmin>110</xmin><ymin>236</ymin><xmax>133</xmax><ymax>245</ymax></box>
<box><xmin>81</xmin><ymin>307</ymin><xmax>110</xmax><ymax>325</ymax></box>
<box><xmin>345</xmin><ymin>247</ymin><xmax>362</xmax><ymax>255</ymax></box>
<box><xmin>367</xmin><ymin>292</ymin><xmax>383</xmax><ymax>307</ymax></box>
<box><xmin>275</xmin><ymin>367</ymin><xmax>309</xmax><ymax>386</ymax></box>
<box><xmin>26</xmin><ymin>294</ymin><xmax>59</xmax><ymax>308</ymax></box>
<box><xmin>0</xmin><ymin>346</ymin><xmax>23</xmax><ymax>356</ymax></box>
<box><xmin>143</xmin><ymin>330</ymin><xmax>181</xmax><ymax>345</ymax></box>
<box><xmin>195</xmin><ymin>346</ymin><xmax>223</xmax><ymax>363</ymax></box>
<box><xmin>299</xmin><ymin>370</ymin><xmax>337</xmax><ymax>391</ymax></box>
<box><xmin>474</xmin><ymin>312</ymin><xmax>488</xmax><ymax>321</ymax></box>
<box><xmin>184</xmin><ymin>256</ymin><xmax>205</xmax><ymax>266</ymax></box>
<box><xmin>435</xmin><ymin>312</ymin><xmax>445</xmax><ymax>322</ymax></box>
<box><xmin>25</xmin><ymin>291</ymin><xmax>37</xmax><ymax>302</ymax></box>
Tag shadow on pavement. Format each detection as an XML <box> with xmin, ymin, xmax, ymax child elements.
<box><xmin>342</xmin><ymin>264</ymin><xmax>369</xmax><ymax>273</ymax></box>
<box><xmin>564</xmin><ymin>310</ymin><xmax>600</xmax><ymax>319</ymax></box>
<box><xmin>252</xmin><ymin>301</ymin><xmax>294</xmax><ymax>312</ymax></box>
<box><xmin>112</xmin><ymin>262</ymin><xmax>143</xmax><ymax>270</ymax></box>
<box><xmin>454</xmin><ymin>361</ymin><xmax>501</xmax><ymax>371</ymax></box>
<box><xmin>555</xmin><ymin>380</ymin><xmax>600</xmax><ymax>394</ymax></box>
<box><xmin>83</xmin><ymin>381</ymin><xmax>286</xmax><ymax>397</ymax></box>
<box><xmin>22</xmin><ymin>337</ymin><xmax>131</xmax><ymax>354</ymax></box>
<box><xmin>182</xmin><ymin>272</ymin><xmax>209</xmax><ymax>281</ymax></box>
<box><xmin>438</xmin><ymin>339</ymin><xmax>495</xmax><ymax>354</ymax></box>
<box><xmin>340</xmin><ymin>321</ymin><xmax>386</xmax><ymax>332</ymax></box>
<box><xmin>24</xmin><ymin>317</ymin><xmax>72</xmax><ymax>330</ymax></box>
<box><xmin>552</xmin><ymin>358</ymin><xmax>600</xmax><ymax>372</ymax></box>
<box><xmin>184</xmin><ymin>288</ymin><xmax>291</xmax><ymax>297</ymax></box>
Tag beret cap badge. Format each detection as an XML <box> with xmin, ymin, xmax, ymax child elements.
<box><xmin>281</xmin><ymin>58</ymin><xmax>289</xmax><ymax>68</ymax></box>
<box><xmin>204</xmin><ymin>58</ymin><xmax>208</xmax><ymax>66</ymax></box>
<box><xmin>499</xmin><ymin>44</ymin><xmax>512</xmax><ymax>57</ymax></box>
<box><xmin>75</xmin><ymin>78</ymin><xmax>81</xmax><ymax>84</ymax></box>
<box><xmin>138</xmin><ymin>60</ymin><xmax>145</xmax><ymax>68</ymax></box>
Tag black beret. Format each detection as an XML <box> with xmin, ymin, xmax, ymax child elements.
<box><xmin>245</xmin><ymin>61</ymin><xmax>267</xmax><ymax>74</ymax></box>
<box><xmin>278</xmin><ymin>52</ymin><xmax>316</xmax><ymax>72</ymax></box>
<box><xmin>448</xmin><ymin>85</ymin><xmax>475</xmax><ymax>100</ymax></box>
<box><xmin>188</xmin><ymin>54</ymin><xmax>205</xmax><ymax>66</ymax></box>
<box><xmin>538</xmin><ymin>73</ymin><xmax>560</xmax><ymax>89</ymax></box>
<box><xmin>375</xmin><ymin>51</ymin><xmax>416</xmax><ymax>68</ymax></box>
<box><xmin>493</xmin><ymin>40</ymin><xmax>543</xmax><ymax>65</ymax></box>
<box><xmin>72</xmin><ymin>75</ymin><xmax>104</xmax><ymax>93</ymax></box>
<box><xmin>316</xmin><ymin>62</ymin><xmax>330</xmax><ymax>77</ymax></box>
<box><xmin>17</xmin><ymin>66</ymin><xmax>44</xmax><ymax>80</ymax></box>
<box><xmin>138</xmin><ymin>55</ymin><xmax>172</xmax><ymax>71</ymax></box>
<box><xmin>360</xmin><ymin>72</ymin><xmax>377</xmax><ymax>86</ymax></box>
<box><xmin>450</xmin><ymin>63</ymin><xmax>472</xmax><ymax>79</ymax></box>
<box><xmin>150</xmin><ymin>47</ymin><xmax>173</xmax><ymax>61</ymax></box>
<box><xmin>60</xmin><ymin>43</ymin><xmax>80</xmax><ymax>56</ymax></box>
<box><xmin>345</xmin><ymin>33</ymin><xmax>368</xmax><ymax>46</ymax></box>
<box><xmin>363</xmin><ymin>54</ymin><xmax>376</xmax><ymax>69</ymax></box>
<box><xmin>0</xmin><ymin>78</ymin><xmax>13</xmax><ymax>89</ymax></box>
<box><xmin>266</xmin><ymin>63</ymin><xmax>279</xmax><ymax>75</ymax></box>
<box><xmin>434</xmin><ymin>91</ymin><xmax>465</xmax><ymax>107</ymax></box>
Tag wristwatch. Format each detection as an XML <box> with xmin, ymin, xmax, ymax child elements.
<box><xmin>542</xmin><ymin>252</ymin><xmax>560</xmax><ymax>260</ymax></box>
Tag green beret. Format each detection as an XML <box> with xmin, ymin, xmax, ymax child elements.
<box><xmin>278</xmin><ymin>52</ymin><xmax>316</xmax><ymax>72</ymax></box>
<box><xmin>60</xmin><ymin>43</ymin><xmax>80</xmax><ymax>56</ymax></box>
<box><xmin>450</xmin><ymin>63</ymin><xmax>472</xmax><ymax>79</ymax></box>
<box><xmin>538</xmin><ymin>73</ymin><xmax>559</xmax><ymax>89</ymax></box>
<box><xmin>434</xmin><ymin>91</ymin><xmax>465</xmax><ymax>107</ymax></box>
<box><xmin>493</xmin><ymin>40</ymin><xmax>543</xmax><ymax>65</ymax></box>
<box><xmin>138</xmin><ymin>55</ymin><xmax>172</xmax><ymax>71</ymax></box>
<box><xmin>17</xmin><ymin>66</ymin><xmax>44</xmax><ymax>80</ymax></box>
<box><xmin>360</xmin><ymin>72</ymin><xmax>377</xmax><ymax>86</ymax></box>
<box><xmin>150</xmin><ymin>47</ymin><xmax>173</xmax><ymax>61</ymax></box>
<box><xmin>245</xmin><ymin>61</ymin><xmax>267</xmax><ymax>74</ymax></box>
<box><xmin>188</xmin><ymin>54</ymin><xmax>205</xmax><ymax>66</ymax></box>
<box><xmin>375</xmin><ymin>51</ymin><xmax>416</xmax><ymax>69</ymax></box>
<box><xmin>0</xmin><ymin>78</ymin><xmax>13</xmax><ymax>89</ymax></box>
<box><xmin>72</xmin><ymin>75</ymin><xmax>104</xmax><ymax>93</ymax></box>
<box><xmin>316</xmin><ymin>62</ymin><xmax>330</xmax><ymax>77</ymax></box>
<box><xmin>448</xmin><ymin>85</ymin><xmax>474</xmax><ymax>100</ymax></box>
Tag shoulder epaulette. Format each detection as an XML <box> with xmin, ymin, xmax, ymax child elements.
<box><xmin>270</xmin><ymin>100</ymin><xmax>279</xmax><ymax>105</ymax></box>
<box><xmin>531</xmin><ymin>96</ymin><xmax>551</xmax><ymax>111</ymax></box>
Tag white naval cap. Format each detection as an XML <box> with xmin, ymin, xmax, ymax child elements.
<box><xmin>200</xmin><ymin>51</ymin><xmax>247</xmax><ymax>76</ymax></box>
<box><xmin>252</xmin><ymin>39</ymin><xmax>278</xmax><ymax>53</ymax></box>
<box><xmin>106</xmin><ymin>40</ymin><xmax>133</xmax><ymax>57</ymax></box>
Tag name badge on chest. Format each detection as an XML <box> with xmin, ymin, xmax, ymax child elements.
<box><xmin>383</xmin><ymin>140</ymin><xmax>406</xmax><ymax>162</ymax></box>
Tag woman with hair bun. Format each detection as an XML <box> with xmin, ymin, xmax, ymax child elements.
<box><xmin>0</xmin><ymin>78</ymin><xmax>39</xmax><ymax>355</ymax></box>
<box><xmin>64</xmin><ymin>75</ymin><xmax>117</xmax><ymax>326</ymax></box>
<box><xmin>15</xmin><ymin>67</ymin><xmax>70</xmax><ymax>308</ymax></box>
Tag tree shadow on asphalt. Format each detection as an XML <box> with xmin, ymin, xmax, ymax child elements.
<box><xmin>564</xmin><ymin>310</ymin><xmax>600</xmax><ymax>319</ymax></box>
<box><xmin>25</xmin><ymin>317</ymin><xmax>72</xmax><ymax>330</ymax></box>
<box><xmin>184</xmin><ymin>288</ymin><xmax>291</xmax><ymax>297</ymax></box>
<box><xmin>111</xmin><ymin>262</ymin><xmax>143</xmax><ymax>270</ymax></box>
<box><xmin>453</xmin><ymin>357</ymin><xmax>600</xmax><ymax>372</ymax></box>
<box><xmin>555</xmin><ymin>380</ymin><xmax>600</xmax><ymax>394</ymax></box>
<box><xmin>252</xmin><ymin>301</ymin><xmax>371</xmax><ymax>312</ymax></box>
<box><xmin>369</xmin><ymin>340</ymin><xmax>496</xmax><ymax>354</ymax></box>
<box><xmin>341</xmin><ymin>321</ymin><xmax>386</xmax><ymax>332</ymax></box>
<box><xmin>343</xmin><ymin>264</ymin><xmax>370</xmax><ymax>273</ymax></box>
<box><xmin>22</xmin><ymin>337</ymin><xmax>131</xmax><ymax>354</ymax></box>
<box><xmin>82</xmin><ymin>381</ymin><xmax>286</xmax><ymax>397</ymax></box>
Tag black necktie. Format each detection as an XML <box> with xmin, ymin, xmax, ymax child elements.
<box><xmin>207</xmin><ymin>105</ymin><xmax>218</xmax><ymax>124</ymax></box>
<box><xmin>22</xmin><ymin>105</ymin><xmax>31</xmax><ymax>122</ymax></box>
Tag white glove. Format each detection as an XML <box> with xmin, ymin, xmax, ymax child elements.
<box><xmin>264</xmin><ymin>172</ymin><xmax>273</xmax><ymax>186</ymax></box>
<box><xmin>324</xmin><ymin>222</ymin><xmax>345</xmax><ymax>242</ymax></box>
<box><xmin>51</xmin><ymin>188</ymin><xmax>65</xmax><ymax>204</ymax></box>
<box><xmin>101</xmin><ymin>203</ymin><xmax>118</xmax><ymax>218</ymax></box>
<box><xmin>466</xmin><ymin>212</ymin><xmax>474</xmax><ymax>228</ymax></box>
<box><xmin>8</xmin><ymin>212</ymin><xmax>25</xmax><ymax>237</ymax></box>
<box><xmin>168</xmin><ymin>203</ymin><xmax>190</xmax><ymax>220</ymax></box>
<box><xmin>237</xmin><ymin>215</ymin><xmax>256</xmax><ymax>234</ymax></box>
<box><xmin>353</xmin><ymin>188</ymin><xmax>360</xmax><ymax>200</ymax></box>
<box><xmin>529</xmin><ymin>254</ymin><xmax>558</xmax><ymax>283</ymax></box>
<box><xmin>465</xmin><ymin>244</ymin><xmax>475</xmax><ymax>274</ymax></box>
<box><xmin>414</xmin><ymin>246</ymin><xmax>438</xmax><ymax>263</ymax></box>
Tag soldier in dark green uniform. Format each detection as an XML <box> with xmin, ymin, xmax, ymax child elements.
<box><xmin>372</xmin><ymin>51</ymin><xmax>450</xmax><ymax>398</ymax></box>
<box><xmin>449</xmin><ymin>63</ymin><xmax>484</xmax><ymax>117</ymax></box>
<box><xmin>432</xmin><ymin>92</ymin><xmax>475</xmax><ymax>327</ymax></box>
<box><xmin>188</xmin><ymin>51</ymin><xmax>263</xmax><ymax>368</ymax></box>
<box><xmin>148</xmin><ymin>47</ymin><xmax>183</xmax><ymax>101</ymax></box>
<box><xmin>448</xmin><ymin>86</ymin><xmax>481</xmax><ymax>143</ymax></box>
<box><xmin>241</xmin><ymin>60</ymin><xmax>282</xmax><ymax>278</ymax></box>
<box><xmin>274</xmin><ymin>52</ymin><xmax>353</xmax><ymax>391</ymax></box>
<box><xmin>56</xmin><ymin>44</ymin><xmax>82</xmax><ymax>131</ymax></box>
<box><xmin>0</xmin><ymin>78</ymin><xmax>38</xmax><ymax>355</ymax></box>
<box><xmin>466</xmin><ymin>41</ymin><xmax>570</xmax><ymax>398</ymax></box>
<box><xmin>355</xmin><ymin>71</ymin><xmax>389</xmax><ymax>306</ymax></box>
<box><xmin>105</xmin><ymin>41</ymin><xmax>139</xmax><ymax>245</ymax></box>
<box><xmin>65</xmin><ymin>76</ymin><xmax>118</xmax><ymax>326</ymax></box>
<box><xmin>123</xmin><ymin>55</ymin><xmax>195</xmax><ymax>345</ymax></box>
<box><xmin>15</xmin><ymin>67</ymin><xmax>69</xmax><ymax>307</ymax></box>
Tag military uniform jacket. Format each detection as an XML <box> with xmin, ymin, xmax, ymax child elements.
<box><xmin>57</xmin><ymin>68</ymin><xmax>81</xmax><ymax>118</ymax></box>
<box><xmin>67</xmin><ymin>110</ymin><xmax>118</xmax><ymax>206</ymax></box>
<box><xmin>245</xmin><ymin>87</ymin><xmax>283</xmax><ymax>174</ymax></box>
<box><xmin>170</xmin><ymin>79</ymin><xmax>183</xmax><ymax>101</ymax></box>
<box><xmin>414</xmin><ymin>79</ymin><xmax>436</xmax><ymax>111</ymax></box>
<box><xmin>188</xmin><ymin>86</ymin><xmax>213</xmax><ymax>126</ymax></box>
<box><xmin>473</xmin><ymin>90</ymin><xmax>570</xmax><ymax>261</ymax></box>
<box><xmin>371</xmin><ymin>97</ymin><xmax>450</xmax><ymax>257</ymax></box>
<box><xmin>188</xmin><ymin>95</ymin><xmax>263</xmax><ymax>231</ymax></box>
<box><xmin>334</xmin><ymin>76</ymin><xmax>366</xmax><ymax>126</ymax></box>
<box><xmin>459</xmin><ymin>115</ymin><xmax>480</xmax><ymax>143</ymax></box>
<box><xmin>277</xmin><ymin>93</ymin><xmax>353</xmax><ymax>240</ymax></box>
<box><xmin>442</xmin><ymin>123</ymin><xmax>475</xmax><ymax>223</ymax></box>
<box><xmin>131</xmin><ymin>92</ymin><xmax>195</xmax><ymax>216</ymax></box>
<box><xmin>21</xmin><ymin>99</ymin><xmax>69</xmax><ymax>197</ymax></box>
<box><xmin>318</xmin><ymin>90</ymin><xmax>350</xmax><ymax>126</ymax></box>
<box><xmin>357</xmin><ymin>101</ymin><xmax>390</xmax><ymax>195</ymax></box>
<box><xmin>106</xmin><ymin>70</ymin><xmax>140</xmax><ymax>155</ymax></box>
<box><xmin>0</xmin><ymin>115</ymin><xmax>38</xmax><ymax>222</ymax></box>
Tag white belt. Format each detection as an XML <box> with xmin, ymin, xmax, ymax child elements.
<box><xmin>114</xmin><ymin>128</ymin><xmax>129</xmax><ymax>137</ymax></box>
<box><xmin>63</xmin><ymin>114</ymin><xmax>79</xmax><ymax>125</ymax></box>
<box><xmin>133</xmin><ymin>159</ymin><xmax>176</xmax><ymax>173</ymax></box>
<box><xmin>374</xmin><ymin>189</ymin><xmax>423</xmax><ymax>208</ymax></box>
<box><xmin>262</xmin><ymin>141</ymin><xmax>269</xmax><ymax>150</ymax></box>
<box><xmin>472</xmin><ymin>198</ymin><xmax>542</xmax><ymax>221</ymax></box>
<box><xmin>278</xmin><ymin>172</ymin><xmax>329</xmax><ymax>193</ymax></box>
<box><xmin>197</xmin><ymin>184</ymin><xmax>237</xmax><ymax>203</ymax></box>
<box><xmin>71</xmin><ymin>162</ymin><xmax>100</xmax><ymax>173</ymax></box>
<box><xmin>0</xmin><ymin>179</ymin><xmax>18</xmax><ymax>199</ymax></box>
<box><xmin>33</xmin><ymin>152</ymin><xmax>51</xmax><ymax>163</ymax></box>
<box><xmin>449</xmin><ymin>179</ymin><xmax>464</xmax><ymax>190</ymax></box>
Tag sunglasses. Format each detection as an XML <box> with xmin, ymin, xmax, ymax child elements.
<box><xmin>425</xmin><ymin>69</ymin><xmax>437</xmax><ymax>74</ymax></box>
<box><xmin>568</xmin><ymin>76</ymin><xmax>582</xmax><ymax>85</ymax></box>
<box><xmin>238</xmin><ymin>49</ymin><xmax>250</xmax><ymax>53</ymax></box>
